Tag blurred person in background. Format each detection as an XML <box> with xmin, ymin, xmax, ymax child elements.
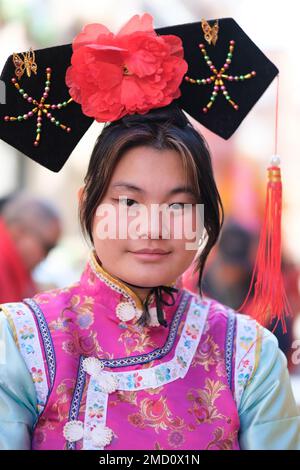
<box><xmin>181</xmin><ymin>219</ymin><xmax>256</xmax><ymax>305</ymax></box>
<box><xmin>202</xmin><ymin>219</ymin><xmax>257</xmax><ymax>310</ymax></box>
<box><xmin>0</xmin><ymin>192</ymin><xmax>62</xmax><ymax>303</ymax></box>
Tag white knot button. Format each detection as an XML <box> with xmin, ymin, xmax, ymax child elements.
<box><xmin>82</xmin><ymin>357</ymin><xmax>118</xmax><ymax>393</ymax></box>
<box><xmin>89</xmin><ymin>424</ymin><xmax>114</xmax><ymax>448</ymax></box>
<box><xmin>116</xmin><ymin>301</ymin><xmax>142</xmax><ymax>322</ymax></box>
<box><xmin>82</xmin><ymin>356</ymin><xmax>104</xmax><ymax>377</ymax></box>
<box><xmin>63</xmin><ymin>420</ymin><xmax>84</xmax><ymax>442</ymax></box>
<box><xmin>97</xmin><ymin>373</ymin><xmax>119</xmax><ymax>393</ymax></box>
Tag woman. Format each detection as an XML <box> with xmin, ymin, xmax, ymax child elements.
<box><xmin>0</xmin><ymin>13</ymin><xmax>299</xmax><ymax>450</ymax></box>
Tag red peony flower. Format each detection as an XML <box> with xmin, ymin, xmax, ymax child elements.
<box><xmin>65</xmin><ymin>13</ymin><xmax>188</xmax><ymax>122</ymax></box>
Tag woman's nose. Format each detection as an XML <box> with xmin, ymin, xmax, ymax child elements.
<box><xmin>134</xmin><ymin>204</ymin><xmax>171</xmax><ymax>240</ymax></box>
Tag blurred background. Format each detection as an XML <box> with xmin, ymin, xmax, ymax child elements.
<box><xmin>0</xmin><ymin>0</ymin><xmax>300</xmax><ymax>402</ymax></box>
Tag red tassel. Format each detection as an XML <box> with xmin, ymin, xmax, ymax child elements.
<box><xmin>238</xmin><ymin>162</ymin><xmax>292</xmax><ymax>333</ymax></box>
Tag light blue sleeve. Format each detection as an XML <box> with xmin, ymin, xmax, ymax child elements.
<box><xmin>0</xmin><ymin>309</ymin><xmax>38</xmax><ymax>449</ymax></box>
<box><xmin>238</xmin><ymin>327</ymin><xmax>300</xmax><ymax>450</ymax></box>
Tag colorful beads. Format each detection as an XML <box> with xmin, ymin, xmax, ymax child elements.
<box><xmin>3</xmin><ymin>67</ymin><xmax>73</xmax><ymax>146</ymax></box>
<box><xmin>185</xmin><ymin>40</ymin><xmax>256</xmax><ymax>113</ymax></box>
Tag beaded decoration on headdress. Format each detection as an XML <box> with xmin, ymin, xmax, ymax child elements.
<box><xmin>185</xmin><ymin>38</ymin><xmax>256</xmax><ymax>113</ymax></box>
<box><xmin>4</xmin><ymin>54</ymin><xmax>73</xmax><ymax>147</ymax></box>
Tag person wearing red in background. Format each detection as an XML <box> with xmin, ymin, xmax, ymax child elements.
<box><xmin>0</xmin><ymin>192</ymin><xmax>61</xmax><ymax>303</ymax></box>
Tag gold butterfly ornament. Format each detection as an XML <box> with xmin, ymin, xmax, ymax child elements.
<box><xmin>12</xmin><ymin>47</ymin><xmax>37</xmax><ymax>80</ymax></box>
<box><xmin>201</xmin><ymin>18</ymin><xmax>219</xmax><ymax>46</ymax></box>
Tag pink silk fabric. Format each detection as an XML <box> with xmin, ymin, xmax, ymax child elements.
<box><xmin>24</xmin><ymin>258</ymin><xmax>240</xmax><ymax>450</ymax></box>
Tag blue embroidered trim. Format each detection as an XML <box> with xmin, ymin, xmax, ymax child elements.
<box><xmin>23</xmin><ymin>298</ymin><xmax>56</xmax><ymax>390</ymax></box>
<box><xmin>225</xmin><ymin>309</ymin><xmax>236</xmax><ymax>390</ymax></box>
<box><xmin>84</xmin><ymin>290</ymin><xmax>192</xmax><ymax>369</ymax></box>
<box><xmin>67</xmin><ymin>356</ymin><xmax>86</xmax><ymax>450</ymax></box>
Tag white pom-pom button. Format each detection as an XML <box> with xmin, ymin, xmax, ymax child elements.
<box><xmin>89</xmin><ymin>424</ymin><xmax>114</xmax><ymax>448</ymax></box>
<box><xmin>82</xmin><ymin>357</ymin><xmax>119</xmax><ymax>393</ymax></box>
<box><xmin>98</xmin><ymin>373</ymin><xmax>119</xmax><ymax>393</ymax></box>
<box><xmin>82</xmin><ymin>357</ymin><xmax>104</xmax><ymax>377</ymax></box>
<box><xmin>63</xmin><ymin>420</ymin><xmax>84</xmax><ymax>442</ymax></box>
<box><xmin>116</xmin><ymin>301</ymin><xmax>141</xmax><ymax>322</ymax></box>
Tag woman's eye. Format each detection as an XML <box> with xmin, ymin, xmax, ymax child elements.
<box><xmin>117</xmin><ymin>197</ymin><xmax>138</xmax><ymax>207</ymax></box>
<box><xmin>169</xmin><ymin>203</ymin><xmax>185</xmax><ymax>210</ymax></box>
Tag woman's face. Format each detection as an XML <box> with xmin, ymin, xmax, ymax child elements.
<box><xmin>91</xmin><ymin>145</ymin><xmax>202</xmax><ymax>296</ymax></box>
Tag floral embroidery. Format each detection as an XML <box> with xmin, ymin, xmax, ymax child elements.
<box><xmin>118</xmin><ymin>323</ymin><xmax>157</xmax><ymax>355</ymax></box>
<box><xmin>20</xmin><ymin>323</ymin><xmax>35</xmax><ymax>340</ymax></box>
<box><xmin>128</xmin><ymin>396</ymin><xmax>185</xmax><ymax>433</ymax></box>
<box><xmin>16</xmin><ymin>308</ymin><xmax>26</xmax><ymax>316</ymax></box>
<box><xmin>2</xmin><ymin>302</ymin><xmax>50</xmax><ymax>416</ymax></box>
<box><xmin>62</xmin><ymin>330</ymin><xmax>102</xmax><ymax>357</ymax></box>
<box><xmin>88</xmin><ymin>403</ymin><xmax>104</xmax><ymax>419</ymax></box>
<box><xmin>109</xmin><ymin>391</ymin><xmax>139</xmax><ymax>408</ymax></box>
<box><xmin>49</xmin><ymin>317</ymin><xmax>69</xmax><ymax>332</ymax></box>
<box><xmin>32</xmin><ymin>415</ymin><xmax>56</xmax><ymax>447</ymax></box>
<box><xmin>168</xmin><ymin>430</ymin><xmax>185</xmax><ymax>448</ymax></box>
<box><xmin>126</xmin><ymin>372</ymin><xmax>143</xmax><ymax>389</ymax></box>
<box><xmin>234</xmin><ymin>314</ymin><xmax>258</xmax><ymax>408</ymax></box>
<box><xmin>23</xmin><ymin>343</ymin><xmax>35</xmax><ymax>354</ymax></box>
<box><xmin>176</xmin><ymin>355</ymin><xmax>187</xmax><ymax>368</ymax></box>
<box><xmin>145</xmin><ymin>386</ymin><xmax>165</xmax><ymax>395</ymax></box>
<box><xmin>205</xmin><ymin>427</ymin><xmax>238</xmax><ymax>450</ymax></box>
<box><xmin>83</xmin><ymin>377</ymin><xmax>111</xmax><ymax>450</ymax></box>
<box><xmin>185</xmin><ymin>323</ymin><xmax>199</xmax><ymax>339</ymax></box>
<box><xmin>240</xmin><ymin>334</ymin><xmax>255</xmax><ymax>350</ymax></box>
<box><xmin>49</xmin><ymin>295</ymin><xmax>95</xmax><ymax>331</ymax></box>
<box><xmin>187</xmin><ymin>378</ymin><xmax>229</xmax><ymax>425</ymax></box>
<box><xmin>52</xmin><ymin>379</ymin><xmax>76</xmax><ymax>422</ymax></box>
<box><xmin>191</xmin><ymin>334</ymin><xmax>225</xmax><ymax>377</ymax></box>
<box><xmin>33</xmin><ymin>284</ymin><xmax>80</xmax><ymax>304</ymax></box>
<box><xmin>71</xmin><ymin>295</ymin><xmax>95</xmax><ymax>329</ymax></box>
<box><xmin>155</xmin><ymin>366</ymin><xmax>171</xmax><ymax>383</ymax></box>
<box><xmin>184</xmin><ymin>339</ymin><xmax>192</xmax><ymax>349</ymax></box>
<box><xmin>31</xmin><ymin>367</ymin><xmax>44</xmax><ymax>383</ymax></box>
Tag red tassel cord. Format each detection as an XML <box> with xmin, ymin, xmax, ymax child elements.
<box><xmin>238</xmin><ymin>76</ymin><xmax>292</xmax><ymax>333</ymax></box>
<box><xmin>238</xmin><ymin>162</ymin><xmax>292</xmax><ymax>333</ymax></box>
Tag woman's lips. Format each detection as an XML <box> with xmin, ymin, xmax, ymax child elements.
<box><xmin>129</xmin><ymin>251</ymin><xmax>171</xmax><ymax>261</ymax></box>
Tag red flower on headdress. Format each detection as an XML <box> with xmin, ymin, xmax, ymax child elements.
<box><xmin>65</xmin><ymin>13</ymin><xmax>188</xmax><ymax>122</ymax></box>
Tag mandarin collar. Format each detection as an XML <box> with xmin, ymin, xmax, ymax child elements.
<box><xmin>80</xmin><ymin>250</ymin><xmax>182</xmax><ymax>323</ymax></box>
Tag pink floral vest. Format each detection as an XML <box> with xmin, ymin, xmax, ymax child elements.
<box><xmin>3</xmin><ymin>251</ymin><xmax>261</xmax><ymax>450</ymax></box>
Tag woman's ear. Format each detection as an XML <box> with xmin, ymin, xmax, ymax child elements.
<box><xmin>77</xmin><ymin>186</ymin><xmax>84</xmax><ymax>203</ymax></box>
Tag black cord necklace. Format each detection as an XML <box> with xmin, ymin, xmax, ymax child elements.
<box><xmin>120</xmin><ymin>279</ymin><xmax>179</xmax><ymax>328</ymax></box>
